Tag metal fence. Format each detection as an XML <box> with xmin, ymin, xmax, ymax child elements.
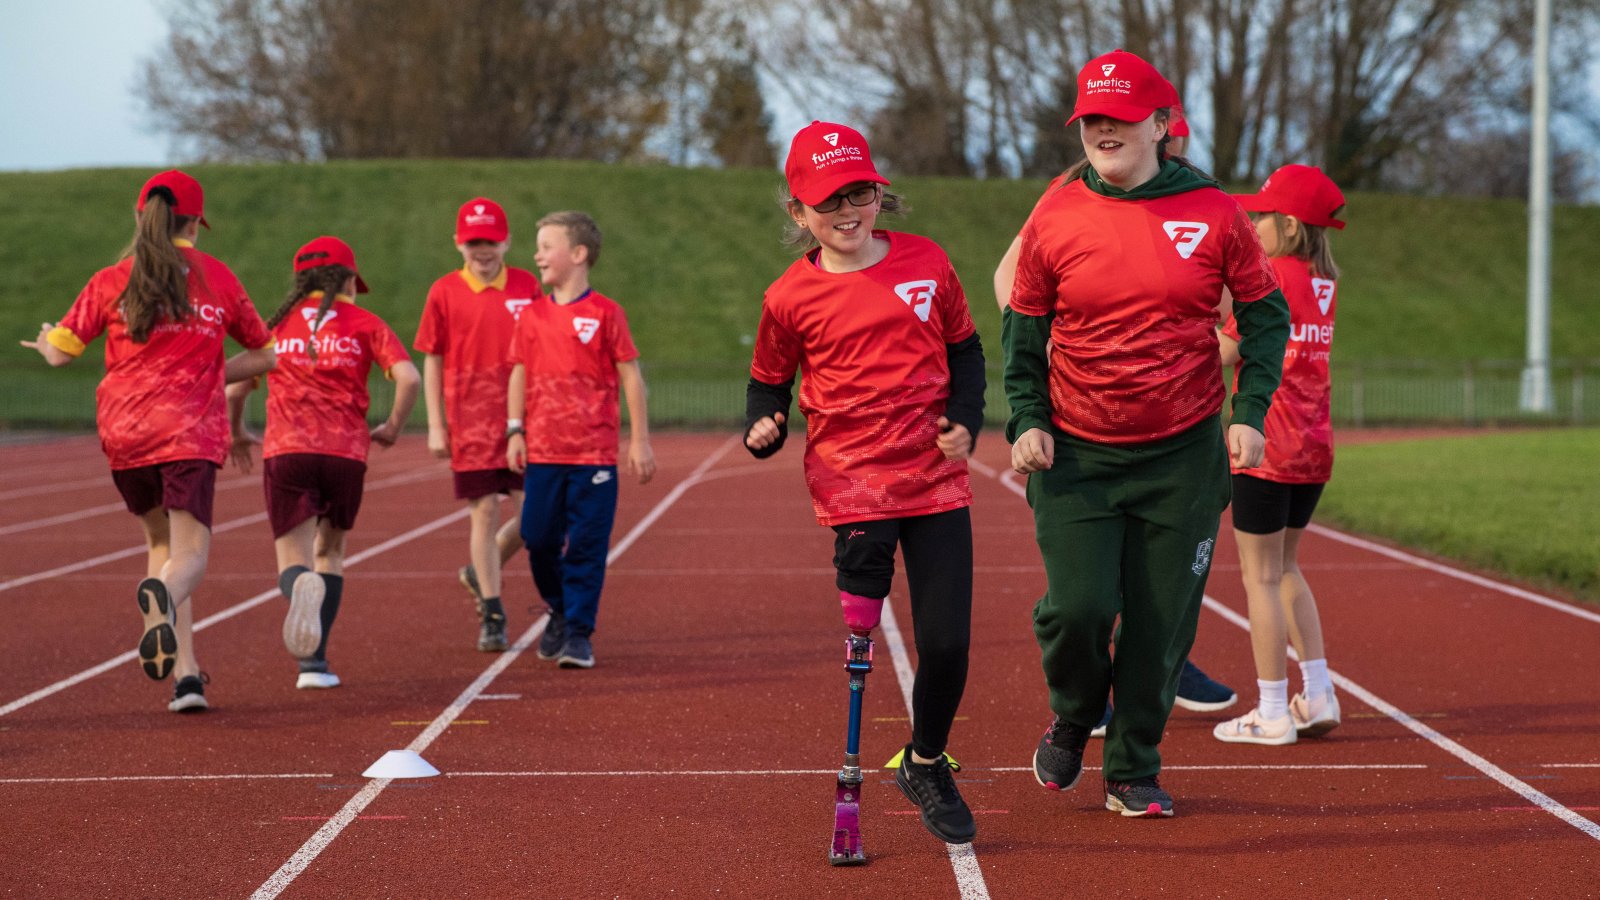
<box><xmin>3</xmin><ymin>359</ymin><xmax>1597</xmax><ymax>431</ymax></box>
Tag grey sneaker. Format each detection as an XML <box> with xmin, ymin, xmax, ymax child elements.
<box><xmin>1034</xmin><ymin>716</ymin><xmax>1091</xmax><ymax>791</ymax></box>
<box><xmin>557</xmin><ymin>634</ymin><xmax>595</xmax><ymax>669</ymax></box>
<box><xmin>136</xmin><ymin>578</ymin><xmax>176</xmax><ymax>681</ymax></box>
<box><xmin>1104</xmin><ymin>776</ymin><xmax>1175</xmax><ymax>817</ymax></box>
<box><xmin>477</xmin><ymin>615</ymin><xmax>508</xmax><ymax>652</ymax></box>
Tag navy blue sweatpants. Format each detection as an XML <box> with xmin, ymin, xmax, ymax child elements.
<box><xmin>520</xmin><ymin>463</ymin><xmax>619</xmax><ymax>636</ymax></box>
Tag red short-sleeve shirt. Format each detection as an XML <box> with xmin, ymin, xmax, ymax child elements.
<box><xmin>507</xmin><ymin>290</ymin><xmax>640</xmax><ymax>467</ymax></box>
<box><xmin>413</xmin><ymin>266</ymin><xmax>543</xmax><ymax>471</ymax></box>
<box><xmin>751</xmin><ymin>231</ymin><xmax>976</xmax><ymax>526</ymax></box>
<box><xmin>49</xmin><ymin>244</ymin><xmax>272</xmax><ymax>469</ymax></box>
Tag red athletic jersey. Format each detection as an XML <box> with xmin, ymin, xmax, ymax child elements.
<box><xmin>413</xmin><ymin>266</ymin><xmax>542</xmax><ymax>471</ymax></box>
<box><xmin>1012</xmin><ymin>180</ymin><xmax>1278</xmax><ymax>443</ymax></box>
<box><xmin>751</xmin><ymin>231</ymin><xmax>976</xmax><ymax>526</ymax></box>
<box><xmin>264</xmin><ymin>295</ymin><xmax>411</xmax><ymax>462</ymax></box>
<box><xmin>1223</xmin><ymin>256</ymin><xmax>1335</xmax><ymax>483</ymax></box>
<box><xmin>49</xmin><ymin>244</ymin><xmax>272</xmax><ymax>470</ymax></box>
<box><xmin>507</xmin><ymin>290</ymin><xmax>640</xmax><ymax>466</ymax></box>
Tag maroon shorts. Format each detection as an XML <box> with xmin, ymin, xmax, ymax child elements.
<box><xmin>453</xmin><ymin>467</ymin><xmax>523</xmax><ymax>501</ymax></box>
<box><xmin>111</xmin><ymin>460</ymin><xmax>219</xmax><ymax>528</ymax></box>
<box><xmin>263</xmin><ymin>453</ymin><xmax>368</xmax><ymax>538</ymax></box>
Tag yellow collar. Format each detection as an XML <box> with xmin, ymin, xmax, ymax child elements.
<box><xmin>459</xmin><ymin>266</ymin><xmax>508</xmax><ymax>293</ymax></box>
<box><xmin>306</xmin><ymin>290</ymin><xmax>354</xmax><ymax>304</ymax></box>
<box><xmin>173</xmin><ymin>238</ymin><xmax>195</xmax><ymax>249</ymax></box>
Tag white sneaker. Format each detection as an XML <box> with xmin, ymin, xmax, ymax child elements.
<box><xmin>1290</xmin><ymin>689</ymin><xmax>1341</xmax><ymax>737</ymax></box>
<box><xmin>296</xmin><ymin>671</ymin><xmax>341</xmax><ymax>690</ymax></box>
<box><xmin>283</xmin><ymin>572</ymin><xmax>325</xmax><ymax>659</ymax></box>
<box><xmin>1213</xmin><ymin>708</ymin><xmax>1297</xmax><ymax>745</ymax></box>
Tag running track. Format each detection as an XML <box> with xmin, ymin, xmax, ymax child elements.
<box><xmin>1</xmin><ymin>432</ymin><xmax>1596</xmax><ymax>897</ymax></box>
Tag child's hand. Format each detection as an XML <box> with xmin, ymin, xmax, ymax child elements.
<box><xmin>506</xmin><ymin>433</ymin><xmax>526</xmax><ymax>474</ymax></box>
<box><xmin>19</xmin><ymin>321</ymin><xmax>54</xmax><ymax>355</ymax></box>
<box><xmin>1010</xmin><ymin>427</ymin><xmax>1054</xmax><ymax>474</ymax></box>
<box><xmin>370</xmin><ymin>420</ymin><xmax>401</xmax><ymax>448</ymax></box>
<box><xmin>745</xmin><ymin>412</ymin><xmax>785</xmax><ymax>451</ymax></box>
<box><xmin>626</xmin><ymin>439</ymin><xmax>656</xmax><ymax>485</ymax></box>
<box><xmin>935</xmin><ymin>417</ymin><xmax>972</xmax><ymax>460</ymax></box>
<box><xmin>1227</xmin><ymin>423</ymin><xmax>1264</xmax><ymax>469</ymax></box>
<box><xmin>229</xmin><ymin>428</ymin><xmax>261</xmax><ymax>474</ymax></box>
<box><xmin>427</xmin><ymin>425</ymin><xmax>450</xmax><ymax>459</ymax></box>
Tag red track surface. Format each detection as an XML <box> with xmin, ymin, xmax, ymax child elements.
<box><xmin>2</xmin><ymin>432</ymin><xmax>1598</xmax><ymax>897</ymax></box>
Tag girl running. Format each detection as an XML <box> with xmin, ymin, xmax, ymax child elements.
<box><xmin>1003</xmin><ymin>50</ymin><xmax>1289</xmax><ymax>817</ymax></box>
<box><xmin>227</xmin><ymin>236</ymin><xmax>419</xmax><ymax>689</ymax></box>
<box><xmin>21</xmin><ymin>170</ymin><xmax>276</xmax><ymax>712</ymax></box>
<box><xmin>1212</xmin><ymin>165</ymin><xmax>1347</xmax><ymax>745</ymax></box>
<box><xmin>745</xmin><ymin>121</ymin><xmax>987</xmax><ymax>846</ymax></box>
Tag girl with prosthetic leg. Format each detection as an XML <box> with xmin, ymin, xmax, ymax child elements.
<box><xmin>745</xmin><ymin>121</ymin><xmax>986</xmax><ymax>855</ymax></box>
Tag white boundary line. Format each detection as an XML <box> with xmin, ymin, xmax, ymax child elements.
<box><xmin>0</xmin><ymin>773</ymin><xmax>334</xmax><ymax>784</ymax></box>
<box><xmin>251</xmin><ymin>436</ymin><xmax>741</xmax><ymax>900</ymax></box>
<box><xmin>984</xmin><ymin>464</ymin><xmax>1600</xmax><ymax>843</ymax></box>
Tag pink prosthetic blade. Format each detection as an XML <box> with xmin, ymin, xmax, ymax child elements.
<box><xmin>829</xmin><ymin>778</ymin><xmax>866</xmax><ymax>865</ymax></box>
<box><xmin>840</xmin><ymin>591</ymin><xmax>884</xmax><ymax>634</ymax></box>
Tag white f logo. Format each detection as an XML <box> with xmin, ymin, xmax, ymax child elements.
<box><xmin>1312</xmin><ymin>279</ymin><xmax>1335</xmax><ymax>315</ymax></box>
<box><xmin>1162</xmin><ymin>221</ymin><xmax>1210</xmax><ymax>260</ymax></box>
<box><xmin>823</xmin><ymin>132</ymin><xmax>840</xmax><ymax>146</ymax></box>
<box><xmin>573</xmin><ymin>317</ymin><xmax>600</xmax><ymax>344</ymax></box>
<box><xmin>505</xmin><ymin>298</ymin><xmax>533</xmax><ymax>320</ymax></box>
<box><xmin>1101</xmin><ymin>64</ymin><xmax>1116</xmax><ymax>76</ymax></box>
<box><xmin>300</xmin><ymin>307</ymin><xmax>335</xmax><ymax>331</ymax></box>
<box><xmin>894</xmin><ymin>280</ymin><xmax>937</xmax><ymax>323</ymax></box>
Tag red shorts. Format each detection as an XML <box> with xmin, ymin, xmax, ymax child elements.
<box><xmin>453</xmin><ymin>467</ymin><xmax>523</xmax><ymax>501</ymax></box>
<box><xmin>263</xmin><ymin>453</ymin><xmax>367</xmax><ymax>538</ymax></box>
<box><xmin>111</xmin><ymin>460</ymin><xmax>219</xmax><ymax>529</ymax></box>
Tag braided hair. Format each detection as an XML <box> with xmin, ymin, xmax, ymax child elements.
<box><xmin>265</xmin><ymin>264</ymin><xmax>355</xmax><ymax>363</ymax></box>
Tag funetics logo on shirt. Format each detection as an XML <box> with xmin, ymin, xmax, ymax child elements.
<box><xmin>300</xmin><ymin>307</ymin><xmax>336</xmax><ymax>332</ymax></box>
<box><xmin>1162</xmin><ymin>221</ymin><xmax>1210</xmax><ymax>260</ymax></box>
<box><xmin>573</xmin><ymin>317</ymin><xmax>601</xmax><ymax>344</ymax></box>
<box><xmin>1312</xmin><ymin>279</ymin><xmax>1335</xmax><ymax>315</ymax></box>
<box><xmin>505</xmin><ymin>298</ymin><xmax>534</xmax><ymax>320</ymax></box>
<box><xmin>894</xmin><ymin>280</ymin><xmax>937</xmax><ymax>323</ymax></box>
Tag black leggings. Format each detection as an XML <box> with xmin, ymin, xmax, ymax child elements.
<box><xmin>831</xmin><ymin>507</ymin><xmax>972</xmax><ymax>760</ymax></box>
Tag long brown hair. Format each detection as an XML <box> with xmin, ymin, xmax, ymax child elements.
<box><xmin>265</xmin><ymin>265</ymin><xmax>355</xmax><ymax>362</ymax></box>
<box><xmin>118</xmin><ymin>191</ymin><xmax>196</xmax><ymax>342</ymax></box>
<box><xmin>1256</xmin><ymin>212</ymin><xmax>1342</xmax><ymax>280</ymax></box>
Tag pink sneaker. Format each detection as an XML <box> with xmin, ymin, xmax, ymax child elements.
<box><xmin>1213</xmin><ymin>708</ymin><xmax>1297</xmax><ymax>745</ymax></box>
<box><xmin>1290</xmin><ymin>689</ymin><xmax>1341</xmax><ymax>737</ymax></box>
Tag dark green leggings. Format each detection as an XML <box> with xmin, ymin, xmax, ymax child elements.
<box><xmin>1026</xmin><ymin>417</ymin><xmax>1231</xmax><ymax>781</ymax></box>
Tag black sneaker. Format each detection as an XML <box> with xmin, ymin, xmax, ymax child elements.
<box><xmin>1174</xmin><ymin>659</ymin><xmax>1237</xmax><ymax>711</ymax></box>
<box><xmin>536</xmin><ymin>610</ymin><xmax>566</xmax><ymax>660</ymax></box>
<box><xmin>1033</xmin><ymin>716</ymin><xmax>1090</xmax><ymax>791</ymax></box>
<box><xmin>557</xmin><ymin>634</ymin><xmax>595</xmax><ymax>669</ymax></box>
<box><xmin>168</xmin><ymin>672</ymin><xmax>209</xmax><ymax>713</ymax></box>
<box><xmin>477</xmin><ymin>615</ymin><xmax>508</xmax><ymax>652</ymax></box>
<box><xmin>136</xmin><ymin>578</ymin><xmax>176</xmax><ymax>681</ymax></box>
<box><xmin>1104</xmin><ymin>775</ymin><xmax>1175</xmax><ymax>817</ymax></box>
<box><xmin>458</xmin><ymin>565</ymin><xmax>485</xmax><ymax>617</ymax></box>
<box><xmin>894</xmin><ymin>747</ymin><xmax>976</xmax><ymax>844</ymax></box>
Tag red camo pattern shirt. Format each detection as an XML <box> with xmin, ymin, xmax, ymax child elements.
<box><xmin>264</xmin><ymin>296</ymin><xmax>412</xmax><ymax>463</ymax></box>
<box><xmin>413</xmin><ymin>266</ymin><xmax>542</xmax><ymax>471</ymax></box>
<box><xmin>1011</xmin><ymin>180</ymin><xmax>1278</xmax><ymax>443</ymax></box>
<box><xmin>751</xmin><ymin>231</ymin><xmax>976</xmax><ymax>526</ymax></box>
<box><xmin>1223</xmin><ymin>255</ymin><xmax>1336</xmax><ymax>483</ymax></box>
<box><xmin>50</xmin><ymin>245</ymin><xmax>272</xmax><ymax>469</ymax></box>
<box><xmin>507</xmin><ymin>290</ymin><xmax>639</xmax><ymax>467</ymax></box>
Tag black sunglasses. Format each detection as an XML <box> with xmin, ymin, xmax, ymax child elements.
<box><xmin>807</xmin><ymin>184</ymin><xmax>881</xmax><ymax>213</ymax></box>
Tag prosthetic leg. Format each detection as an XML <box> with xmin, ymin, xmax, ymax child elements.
<box><xmin>829</xmin><ymin>591</ymin><xmax>884</xmax><ymax>866</ymax></box>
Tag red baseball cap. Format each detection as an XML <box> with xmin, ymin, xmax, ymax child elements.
<box><xmin>1169</xmin><ymin>103</ymin><xmax>1191</xmax><ymax>138</ymax></box>
<box><xmin>456</xmin><ymin>197</ymin><xmax>509</xmax><ymax>242</ymax></box>
<box><xmin>1234</xmin><ymin>164</ymin><xmax>1347</xmax><ymax>230</ymax></box>
<box><xmin>136</xmin><ymin>169</ymin><xmax>209</xmax><ymax>228</ymax></box>
<box><xmin>1067</xmin><ymin>49</ymin><xmax>1179</xmax><ymax>125</ymax></box>
<box><xmin>293</xmin><ymin>235</ymin><xmax>370</xmax><ymax>293</ymax></box>
<box><xmin>784</xmin><ymin>121</ymin><xmax>890</xmax><ymax>207</ymax></box>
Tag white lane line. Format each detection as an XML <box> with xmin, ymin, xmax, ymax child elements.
<box><xmin>442</xmin><ymin>763</ymin><xmax>1430</xmax><ymax>777</ymax></box>
<box><xmin>880</xmin><ymin>603</ymin><xmax>991</xmax><ymax>898</ymax></box>
<box><xmin>0</xmin><ymin>506</ymin><xmax>470</xmax><ymax>718</ymax></box>
<box><xmin>984</xmin><ymin>465</ymin><xmax>1600</xmax><ymax>843</ymax></box>
<box><xmin>1304</xmin><ymin>523</ymin><xmax>1600</xmax><ymax>626</ymax></box>
<box><xmin>0</xmin><ymin>773</ymin><xmax>333</xmax><ymax>785</ymax></box>
<box><xmin>0</xmin><ymin>466</ymin><xmax>444</xmax><ymax>594</ymax></box>
<box><xmin>251</xmin><ymin>436</ymin><xmax>741</xmax><ymax>900</ymax></box>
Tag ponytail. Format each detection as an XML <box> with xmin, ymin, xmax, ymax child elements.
<box><xmin>264</xmin><ymin>265</ymin><xmax>354</xmax><ymax>363</ymax></box>
<box><xmin>118</xmin><ymin>192</ymin><xmax>196</xmax><ymax>342</ymax></box>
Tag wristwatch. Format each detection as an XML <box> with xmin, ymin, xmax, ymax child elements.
<box><xmin>506</xmin><ymin>418</ymin><xmax>525</xmax><ymax>438</ymax></box>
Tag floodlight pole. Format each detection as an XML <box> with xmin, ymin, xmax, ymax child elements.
<box><xmin>1521</xmin><ymin>0</ymin><xmax>1554</xmax><ymax>413</ymax></box>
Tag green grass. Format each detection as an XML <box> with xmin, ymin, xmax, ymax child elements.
<box><xmin>1316</xmin><ymin>428</ymin><xmax>1600</xmax><ymax>603</ymax></box>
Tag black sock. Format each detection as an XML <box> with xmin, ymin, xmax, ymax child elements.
<box><xmin>482</xmin><ymin>596</ymin><xmax>504</xmax><ymax>622</ymax></box>
<box><xmin>278</xmin><ymin>565</ymin><xmax>311</xmax><ymax>600</ymax></box>
<box><xmin>311</xmin><ymin>575</ymin><xmax>343</xmax><ymax>663</ymax></box>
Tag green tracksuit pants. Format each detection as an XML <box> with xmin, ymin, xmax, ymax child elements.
<box><xmin>1026</xmin><ymin>416</ymin><xmax>1231</xmax><ymax>781</ymax></box>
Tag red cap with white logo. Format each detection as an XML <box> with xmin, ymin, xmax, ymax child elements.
<box><xmin>784</xmin><ymin>121</ymin><xmax>890</xmax><ymax>207</ymax></box>
<box><xmin>1168</xmin><ymin>103</ymin><xmax>1191</xmax><ymax>138</ymax></box>
<box><xmin>136</xmin><ymin>169</ymin><xmax>210</xmax><ymax>228</ymax></box>
<box><xmin>294</xmin><ymin>235</ymin><xmax>370</xmax><ymax>293</ymax></box>
<box><xmin>1067</xmin><ymin>49</ymin><xmax>1179</xmax><ymax>125</ymax></box>
<box><xmin>1234</xmin><ymin>164</ymin><xmax>1347</xmax><ymax>230</ymax></box>
<box><xmin>456</xmin><ymin>197</ymin><xmax>509</xmax><ymax>242</ymax></box>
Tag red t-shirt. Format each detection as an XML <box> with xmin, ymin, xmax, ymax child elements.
<box><xmin>1223</xmin><ymin>256</ymin><xmax>1335</xmax><ymax>483</ymax></box>
<box><xmin>751</xmin><ymin>231</ymin><xmax>976</xmax><ymax>526</ymax></box>
<box><xmin>49</xmin><ymin>244</ymin><xmax>272</xmax><ymax>470</ymax></box>
<box><xmin>507</xmin><ymin>290</ymin><xmax>640</xmax><ymax>466</ymax></box>
<box><xmin>413</xmin><ymin>266</ymin><xmax>542</xmax><ymax>471</ymax></box>
<box><xmin>1012</xmin><ymin>180</ymin><xmax>1278</xmax><ymax>443</ymax></box>
<box><xmin>264</xmin><ymin>295</ymin><xmax>412</xmax><ymax>463</ymax></box>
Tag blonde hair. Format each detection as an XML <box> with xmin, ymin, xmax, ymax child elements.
<box><xmin>1258</xmin><ymin>212</ymin><xmax>1341</xmax><ymax>280</ymax></box>
<box><xmin>537</xmin><ymin>210</ymin><xmax>603</xmax><ymax>268</ymax></box>
<box><xmin>118</xmin><ymin>192</ymin><xmax>196</xmax><ymax>342</ymax></box>
<box><xmin>779</xmin><ymin>187</ymin><xmax>908</xmax><ymax>252</ymax></box>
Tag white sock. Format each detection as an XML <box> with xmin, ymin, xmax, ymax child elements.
<box><xmin>1257</xmin><ymin>679</ymin><xmax>1289</xmax><ymax>720</ymax></box>
<box><xmin>1300</xmin><ymin>659</ymin><xmax>1332</xmax><ymax>698</ymax></box>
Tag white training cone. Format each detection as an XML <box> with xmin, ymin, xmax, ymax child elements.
<box><xmin>362</xmin><ymin>749</ymin><xmax>440</xmax><ymax>779</ymax></box>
